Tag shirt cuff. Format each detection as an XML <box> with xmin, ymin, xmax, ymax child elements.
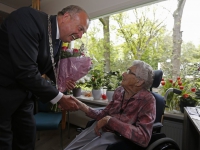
<box><xmin>50</xmin><ymin>92</ymin><xmax>63</xmax><ymax>104</ymax></box>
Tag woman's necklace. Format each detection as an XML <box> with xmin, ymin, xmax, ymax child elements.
<box><xmin>120</xmin><ymin>92</ymin><xmax>135</xmax><ymax>114</ymax></box>
<box><xmin>48</xmin><ymin>15</ymin><xmax>61</xmax><ymax>89</ymax></box>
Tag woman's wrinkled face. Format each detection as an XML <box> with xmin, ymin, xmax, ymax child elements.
<box><xmin>59</xmin><ymin>11</ymin><xmax>89</xmax><ymax>42</ymax></box>
<box><xmin>121</xmin><ymin>66</ymin><xmax>139</xmax><ymax>88</ymax></box>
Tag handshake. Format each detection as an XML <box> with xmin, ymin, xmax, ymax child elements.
<box><xmin>58</xmin><ymin>94</ymin><xmax>89</xmax><ymax>113</ymax></box>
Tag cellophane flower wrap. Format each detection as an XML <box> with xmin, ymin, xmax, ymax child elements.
<box><xmin>57</xmin><ymin>44</ymin><xmax>92</xmax><ymax>92</ymax></box>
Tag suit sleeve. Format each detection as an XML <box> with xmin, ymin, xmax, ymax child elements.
<box><xmin>6</xmin><ymin>8</ymin><xmax>58</xmax><ymax>102</ymax></box>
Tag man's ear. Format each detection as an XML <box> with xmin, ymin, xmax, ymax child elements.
<box><xmin>62</xmin><ymin>12</ymin><xmax>71</xmax><ymax>22</ymax></box>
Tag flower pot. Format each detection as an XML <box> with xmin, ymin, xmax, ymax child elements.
<box><xmin>106</xmin><ymin>90</ymin><xmax>114</xmax><ymax>102</ymax></box>
<box><xmin>179</xmin><ymin>101</ymin><xmax>196</xmax><ymax>113</ymax></box>
<box><xmin>92</xmin><ymin>89</ymin><xmax>101</xmax><ymax>100</ymax></box>
<box><xmin>72</xmin><ymin>87</ymin><xmax>81</xmax><ymax>97</ymax></box>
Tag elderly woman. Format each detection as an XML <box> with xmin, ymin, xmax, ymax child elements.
<box><xmin>65</xmin><ymin>60</ymin><xmax>156</xmax><ymax>150</ymax></box>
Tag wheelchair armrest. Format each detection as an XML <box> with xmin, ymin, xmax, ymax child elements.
<box><xmin>152</xmin><ymin>122</ymin><xmax>163</xmax><ymax>134</ymax></box>
<box><xmin>114</xmin><ymin>122</ymin><xmax>164</xmax><ymax>138</ymax></box>
<box><xmin>153</xmin><ymin>122</ymin><xmax>163</xmax><ymax>129</ymax></box>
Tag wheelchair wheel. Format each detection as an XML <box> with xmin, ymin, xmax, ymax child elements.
<box><xmin>146</xmin><ymin>137</ymin><xmax>180</xmax><ymax>150</ymax></box>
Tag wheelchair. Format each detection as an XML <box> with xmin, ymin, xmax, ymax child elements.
<box><xmin>85</xmin><ymin>70</ymin><xmax>180</xmax><ymax>150</ymax></box>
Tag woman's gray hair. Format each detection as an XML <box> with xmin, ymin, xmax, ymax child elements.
<box><xmin>58</xmin><ymin>5</ymin><xmax>89</xmax><ymax>18</ymax></box>
<box><xmin>133</xmin><ymin>60</ymin><xmax>154</xmax><ymax>89</ymax></box>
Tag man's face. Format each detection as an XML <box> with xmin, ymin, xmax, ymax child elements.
<box><xmin>59</xmin><ymin>11</ymin><xmax>89</xmax><ymax>42</ymax></box>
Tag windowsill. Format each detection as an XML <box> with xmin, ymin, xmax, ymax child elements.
<box><xmin>76</xmin><ymin>95</ymin><xmax>108</xmax><ymax>106</ymax></box>
<box><xmin>164</xmin><ymin>110</ymin><xmax>184</xmax><ymax>121</ymax></box>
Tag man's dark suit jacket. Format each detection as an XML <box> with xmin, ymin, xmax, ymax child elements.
<box><xmin>0</xmin><ymin>7</ymin><xmax>61</xmax><ymax>103</ymax></box>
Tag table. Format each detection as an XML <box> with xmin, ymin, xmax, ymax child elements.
<box><xmin>182</xmin><ymin>107</ymin><xmax>200</xmax><ymax>150</ymax></box>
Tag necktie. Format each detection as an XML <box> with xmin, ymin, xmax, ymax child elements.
<box><xmin>54</xmin><ymin>39</ymin><xmax>61</xmax><ymax>56</ymax></box>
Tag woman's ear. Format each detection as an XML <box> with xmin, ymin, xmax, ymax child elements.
<box><xmin>135</xmin><ymin>79</ymin><xmax>144</xmax><ymax>87</ymax></box>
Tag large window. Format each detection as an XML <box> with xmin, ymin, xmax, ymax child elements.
<box><xmin>75</xmin><ymin>0</ymin><xmax>200</xmax><ymax>78</ymax></box>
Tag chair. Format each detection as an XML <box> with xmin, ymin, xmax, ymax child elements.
<box><xmin>85</xmin><ymin>70</ymin><xmax>180</xmax><ymax>150</ymax></box>
<box><xmin>34</xmin><ymin>99</ymin><xmax>67</xmax><ymax>150</ymax></box>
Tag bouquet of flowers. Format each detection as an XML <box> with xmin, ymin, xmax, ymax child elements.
<box><xmin>57</xmin><ymin>43</ymin><xmax>92</xmax><ymax>92</ymax></box>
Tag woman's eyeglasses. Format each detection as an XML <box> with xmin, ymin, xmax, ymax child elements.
<box><xmin>126</xmin><ymin>69</ymin><xmax>142</xmax><ymax>80</ymax></box>
<box><xmin>126</xmin><ymin>69</ymin><xmax>137</xmax><ymax>76</ymax></box>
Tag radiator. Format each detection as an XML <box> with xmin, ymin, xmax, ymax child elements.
<box><xmin>161</xmin><ymin>120</ymin><xmax>183</xmax><ymax>150</ymax></box>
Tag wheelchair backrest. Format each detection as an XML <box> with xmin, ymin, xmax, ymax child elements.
<box><xmin>152</xmin><ymin>92</ymin><xmax>165</xmax><ymax>123</ymax></box>
<box><xmin>151</xmin><ymin>70</ymin><xmax>165</xmax><ymax>123</ymax></box>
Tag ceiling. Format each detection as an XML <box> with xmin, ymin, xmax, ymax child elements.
<box><xmin>0</xmin><ymin>0</ymin><xmax>32</xmax><ymax>9</ymax></box>
<box><xmin>0</xmin><ymin>0</ymin><xmax>162</xmax><ymax>24</ymax></box>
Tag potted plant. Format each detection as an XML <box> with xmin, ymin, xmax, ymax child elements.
<box><xmin>73</xmin><ymin>76</ymin><xmax>90</xmax><ymax>97</ymax></box>
<box><xmin>85</xmin><ymin>69</ymin><xmax>104</xmax><ymax>100</ymax></box>
<box><xmin>179</xmin><ymin>93</ymin><xmax>198</xmax><ymax>113</ymax></box>
<box><xmin>160</xmin><ymin>76</ymin><xmax>199</xmax><ymax>112</ymax></box>
<box><xmin>102</xmin><ymin>70</ymin><xmax>122</xmax><ymax>101</ymax></box>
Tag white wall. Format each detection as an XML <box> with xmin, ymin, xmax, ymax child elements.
<box><xmin>40</xmin><ymin>0</ymin><xmax>165</xmax><ymax>19</ymax></box>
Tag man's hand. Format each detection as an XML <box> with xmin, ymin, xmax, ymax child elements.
<box><xmin>65</xmin><ymin>80</ymin><xmax>76</xmax><ymax>91</ymax></box>
<box><xmin>94</xmin><ymin>116</ymin><xmax>111</xmax><ymax>136</ymax></box>
<box><xmin>58</xmin><ymin>95</ymin><xmax>79</xmax><ymax>111</ymax></box>
<box><xmin>70</xmin><ymin>96</ymin><xmax>90</xmax><ymax>113</ymax></box>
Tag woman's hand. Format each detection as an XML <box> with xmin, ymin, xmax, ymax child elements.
<box><xmin>70</xmin><ymin>96</ymin><xmax>90</xmax><ymax>113</ymax></box>
<box><xmin>94</xmin><ymin>116</ymin><xmax>111</xmax><ymax>136</ymax></box>
<box><xmin>58</xmin><ymin>95</ymin><xmax>79</xmax><ymax>111</ymax></box>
